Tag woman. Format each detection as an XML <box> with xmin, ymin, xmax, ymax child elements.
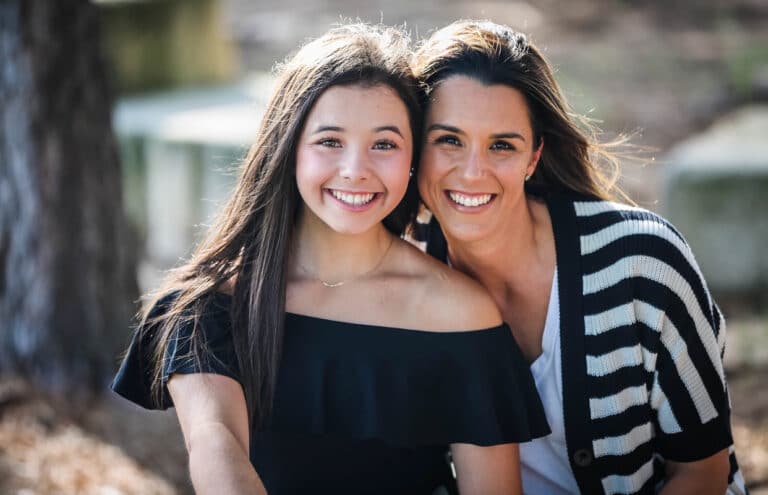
<box><xmin>111</xmin><ymin>23</ymin><xmax>548</xmax><ymax>495</ymax></box>
<box><xmin>413</xmin><ymin>20</ymin><xmax>747</xmax><ymax>495</ymax></box>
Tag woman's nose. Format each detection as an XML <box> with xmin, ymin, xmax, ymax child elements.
<box><xmin>459</xmin><ymin>149</ymin><xmax>487</xmax><ymax>178</ymax></box>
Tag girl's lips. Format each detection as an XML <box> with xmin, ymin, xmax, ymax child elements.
<box><xmin>444</xmin><ymin>190</ymin><xmax>497</xmax><ymax>211</ymax></box>
<box><xmin>325</xmin><ymin>189</ymin><xmax>382</xmax><ymax>211</ymax></box>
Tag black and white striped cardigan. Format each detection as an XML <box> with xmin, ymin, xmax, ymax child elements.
<box><xmin>421</xmin><ymin>193</ymin><xmax>748</xmax><ymax>495</ymax></box>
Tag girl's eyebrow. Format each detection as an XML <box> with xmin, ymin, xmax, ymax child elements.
<box><xmin>374</xmin><ymin>125</ymin><xmax>403</xmax><ymax>137</ymax></box>
<box><xmin>311</xmin><ymin>125</ymin><xmax>403</xmax><ymax>137</ymax></box>
<box><xmin>311</xmin><ymin>125</ymin><xmax>343</xmax><ymax>134</ymax></box>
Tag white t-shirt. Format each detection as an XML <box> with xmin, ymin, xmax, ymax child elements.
<box><xmin>520</xmin><ymin>269</ymin><xmax>580</xmax><ymax>495</ymax></box>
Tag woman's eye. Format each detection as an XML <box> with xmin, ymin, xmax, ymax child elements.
<box><xmin>317</xmin><ymin>138</ymin><xmax>341</xmax><ymax>148</ymax></box>
<box><xmin>434</xmin><ymin>135</ymin><xmax>461</xmax><ymax>146</ymax></box>
<box><xmin>490</xmin><ymin>140</ymin><xmax>514</xmax><ymax>151</ymax></box>
<box><xmin>373</xmin><ymin>140</ymin><xmax>397</xmax><ymax>150</ymax></box>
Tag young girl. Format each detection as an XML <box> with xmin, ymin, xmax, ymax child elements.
<box><xmin>112</xmin><ymin>24</ymin><xmax>548</xmax><ymax>494</ymax></box>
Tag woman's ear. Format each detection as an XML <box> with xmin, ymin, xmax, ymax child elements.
<box><xmin>527</xmin><ymin>137</ymin><xmax>544</xmax><ymax>177</ymax></box>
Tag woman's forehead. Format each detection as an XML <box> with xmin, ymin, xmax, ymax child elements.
<box><xmin>426</xmin><ymin>76</ymin><xmax>533</xmax><ymax>133</ymax></box>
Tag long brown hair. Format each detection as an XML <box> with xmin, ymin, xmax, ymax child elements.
<box><xmin>139</xmin><ymin>23</ymin><xmax>423</xmax><ymax>428</ymax></box>
<box><xmin>412</xmin><ymin>20</ymin><xmax>632</xmax><ymax>202</ymax></box>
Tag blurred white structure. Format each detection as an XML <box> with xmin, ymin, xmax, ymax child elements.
<box><xmin>113</xmin><ymin>73</ymin><xmax>273</xmax><ymax>290</ymax></box>
<box><xmin>663</xmin><ymin>105</ymin><xmax>768</xmax><ymax>298</ymax></box>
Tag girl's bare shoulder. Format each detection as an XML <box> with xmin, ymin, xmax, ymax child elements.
<box><xmin>390</xmin><ymin>240</ymin><xmax>502</xmax><ymax>332</ymax></box>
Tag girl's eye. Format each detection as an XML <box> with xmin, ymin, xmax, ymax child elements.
<box><xmin>317</xmin><ymin>138</ymin><xmax>341</xmax><ymax>148</ymax></box>
<box><xmin>373</xmin><ymin>140</ymin><xmax>397</xmax><ymax>150</ymax></box>
<box><xmin>490</xmin><ymin>140</ymin><xmax>514</xmax><ymax>151</ymax></box>
<box><xmin>434</xmin><ymin>135</ymin><xmax>461</xmax><ymax>146</ymax></box>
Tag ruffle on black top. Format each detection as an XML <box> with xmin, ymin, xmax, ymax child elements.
<box><xmin>111</xmin><ymin>292</ymin><xmax>550</xmax><ymax>447</ymax></box>
<box><xmin>111</xmin><ymin>292</ymin><xmax>237</xmax><ymax>410</ymax></box>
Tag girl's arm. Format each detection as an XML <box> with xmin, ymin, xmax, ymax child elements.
<box><xmin>168</xmin><ymin>373</ymin><xmax>267</xmax><ymax>495</ymax></box>
<box><xmin>450</xmin><ymin>443</ymin><xmax>521</xmax><ymax>495</ymax></box>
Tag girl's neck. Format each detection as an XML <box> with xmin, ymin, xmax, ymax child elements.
<box><xmin>291</xmin><ymin>209</ymin><xmax>394</xmax><ymax>285</ymax></box>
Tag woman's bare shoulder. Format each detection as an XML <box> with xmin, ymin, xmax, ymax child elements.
<box><xmin>393</xmin><ymin>241</ymin><xmax>502</xmax><ymax>332</ymax></box>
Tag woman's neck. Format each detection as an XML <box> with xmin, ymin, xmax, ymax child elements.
<box><xmin>446</xmin><ymin>196</ymin><xmax>554</xmax><ymax>297</ymax></box>
<box><xmin>291</xmin><ymin>210</ymin><xmax>394</xmax><ymax>285</ymax></box>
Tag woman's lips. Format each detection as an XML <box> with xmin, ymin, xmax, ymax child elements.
<box><xmin>444</xmin><ymin>190</ymin><xmax>497</xmax><ymax>210</ymax></box>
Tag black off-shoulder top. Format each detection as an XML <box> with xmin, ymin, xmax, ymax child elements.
<box><xmin>111</xmin><ymin>292</ymin><xmax>549</xmax><ymax>494</ymax></box>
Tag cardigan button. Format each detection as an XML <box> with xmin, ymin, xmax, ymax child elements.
<box><xmin>573</xmin><ymin>448</ymin><xmax>593</xmax><ymax>467</ymax></box>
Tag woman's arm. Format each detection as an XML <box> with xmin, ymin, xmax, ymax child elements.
<box><xmin>659</xmin><ymin>448</ymin><xmax>730</xmax><ymax>495</ymax></box>
<box><xmin>450</xmin><ymin>443</ymin><xmax>521</xmax><ymax>495</ymax></box>
<box><xmin>168</xmin><ymin>373</ymin><xmax>267</xmax><ymax>495</ymax></box>
<box><xmin>642</xmin><ymin>221</ymin><xmax>736</xmax><ymax>491</ymax></box>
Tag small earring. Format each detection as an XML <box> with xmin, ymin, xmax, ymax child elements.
<box><xmin>524</xmin><ymin>175</ymin><xmax>531</xmax><ymax>182</ymax></box>
<box><xmin>409</xmin><ymin>168</ymin><xmax>414</xmax><ymax>178</ymax></box>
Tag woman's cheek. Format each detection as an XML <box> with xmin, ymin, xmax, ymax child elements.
<box><xmin>416</xmin><ymin>162</ymin><xmax>436</xmax><ymax>209</ymax></box>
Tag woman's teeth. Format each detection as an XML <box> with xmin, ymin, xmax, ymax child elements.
<box><xmin>331</xmin><ymin>190</ymin><xmax>376</xmax><ymax>206</ymax></box>
<box><xmin>448</xmin><ymin>192</ymin><xmax>493</xmax><ymax>207</ymax></box>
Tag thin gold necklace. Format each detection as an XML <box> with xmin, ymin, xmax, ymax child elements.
<box><xmin>299</xmin><ymin>236</ymin><xmax>395</xmax><ymax>288</ymax></box>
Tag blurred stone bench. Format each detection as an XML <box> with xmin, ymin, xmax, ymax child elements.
<box><xmin>663</xmin><ymin>105</ymin><xmax>768</xmax><ymax>304</ymax></box>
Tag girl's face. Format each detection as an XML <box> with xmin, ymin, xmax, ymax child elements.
<box><xmin>296</xmin><ymin>84</ymin><xmax>413</xmax><ymax>236</ymax></box>
<box><xmin>418</xmin><ymin>76</ymin><xmax>542</xmax><ymax>244</ymax></box>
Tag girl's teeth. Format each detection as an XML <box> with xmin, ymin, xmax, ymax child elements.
<box><xmin>331</xmin><ymin>190</ymin><xmax>375</xmax><ymax>206</ymax></box>
<box><xmin>449</xmin><ymin>192</ymin><xmax>492</xmax><ymax>207</ymax></box>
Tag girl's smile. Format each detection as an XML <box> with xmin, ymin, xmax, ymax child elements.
<box><xmin>296</xmin><ymin>84</ymin><xmax>412</xmax><ymax>235</ymax></box>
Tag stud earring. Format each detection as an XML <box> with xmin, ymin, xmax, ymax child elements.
<box><xmin>524</xmin><ymin>175</ymin><xmax>531</xmax><ymax>182</ymax></box>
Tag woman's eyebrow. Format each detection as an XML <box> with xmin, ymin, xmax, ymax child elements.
<box><xmin>491</xmin><ymin>132</ymin><xmax>526</xmax><ymax>142</ymax></box>
<box><xmin>426</xmin><ymin>123</ymin><xmax>464</xmax><ymax>134</ymax></box>
<box><xmin>427</xmin><ymin>124</ymin><xmax>526</xmax><ymax>142</ymax></box>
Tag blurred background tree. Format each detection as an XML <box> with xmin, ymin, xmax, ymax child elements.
<box><xmin>0</xmin><ymin>0</ymin><xmax>137</xmax><ymax>401</ymax></box>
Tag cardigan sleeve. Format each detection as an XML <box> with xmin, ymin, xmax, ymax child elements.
<box><xmin>648</xmin><ymin>227</ymin><xmax>733</xmax><ymax>461</ymax></box>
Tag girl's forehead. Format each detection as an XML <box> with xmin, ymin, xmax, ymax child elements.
<box><xmin>304</xmin><ymin>85</ymin><xmax>411</xmax><ymax>129</ymax></box>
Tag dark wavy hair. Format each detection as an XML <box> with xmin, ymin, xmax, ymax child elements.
<box><xmin>139</xmin><ymin>23</ymin><xmax>423</xmax><ymax>428</ymax></box>
<box><xmin>413</xmin><ymin>20</ymin><xmax>631</xmax><ymax>202</ymax></box>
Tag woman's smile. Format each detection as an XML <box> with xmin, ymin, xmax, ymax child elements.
<box><xmin>418</xmin><ymin>76</ymin><xmax>540</xmax><ymax>242</ymax></box>
<box><xmin>445</xmin><ymin>190</ymin><xmax>497</xmax><ymax>210</ymax></box>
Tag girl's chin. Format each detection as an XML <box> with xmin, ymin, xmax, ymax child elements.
<box><xmin>313</xmin><ymin>212</ymin><xmax>394</xmax><ymax>237</ymax></box>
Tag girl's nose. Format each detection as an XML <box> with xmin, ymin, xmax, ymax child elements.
<box><xmin>339</xmin><ymin>147</ymin><xmax>371</xmax><ymax>182</ymax></box>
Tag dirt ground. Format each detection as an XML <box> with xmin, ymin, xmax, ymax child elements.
<box><xmin>729</xmin><ymin>366</ymin><xmax>768</xmax><ymax>493</ymax></box>
<box><xmin>0</xmin><ymin>361</ymin><xmax>766</xmax><ymax>494</ymax></box>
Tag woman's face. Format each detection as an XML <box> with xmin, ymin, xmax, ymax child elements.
<box><xmin>418</xmin><ymin>76</ymin><xmax>541</xmax><ymax>244</ymax></box>
<box><xmin>296</xmin><ymin>84</ymin><xmax>413</xmax><ymax>236</ymax></box>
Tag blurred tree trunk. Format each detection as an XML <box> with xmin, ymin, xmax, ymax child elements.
<box><xmin>0</xmin><ymin>0</ymin><xmax>137</xmax><ymax>400</ymax></box>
